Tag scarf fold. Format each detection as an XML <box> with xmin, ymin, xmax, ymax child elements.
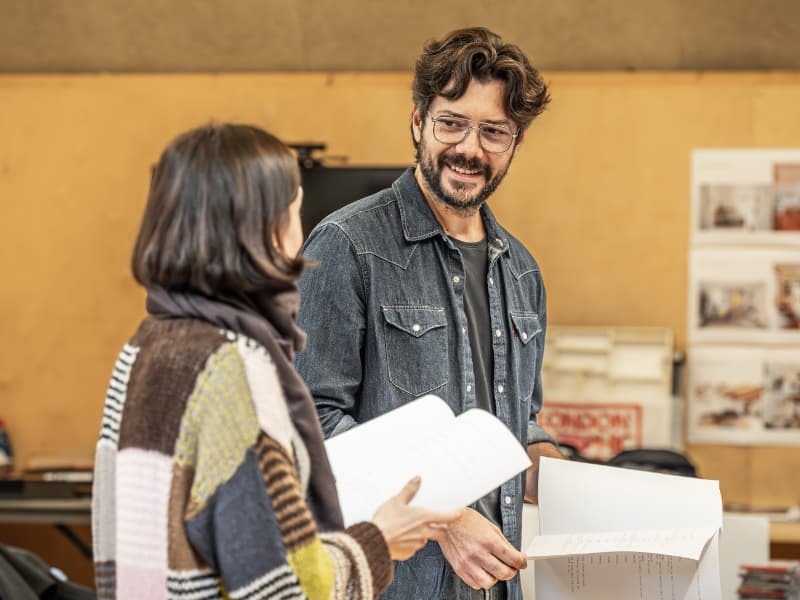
<box><xmin>146</xmin><ymin>286</ymin><xmax>345</xmax><ymax>532</ymax></box>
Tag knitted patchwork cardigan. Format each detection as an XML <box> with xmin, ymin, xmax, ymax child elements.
<box><xmin>92</xmin><ymin>317</ymin><xmax>392</xmax><ymax>599</ymax></box>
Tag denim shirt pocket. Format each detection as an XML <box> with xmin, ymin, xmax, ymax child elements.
<box><xmin>509</xmin><ymin>311</ymin><xmax>543</xmax><ymax>402</ymax></box>
<box><xmin>381</xmin><ymin>305</ymin><xmax>448</xmax><ymax>396</ymax></box>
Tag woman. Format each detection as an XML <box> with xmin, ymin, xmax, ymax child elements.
<box><xmin>91</xmin><ymin>123</ymin><xmax>455</xmax><ymax>599</ymax></box>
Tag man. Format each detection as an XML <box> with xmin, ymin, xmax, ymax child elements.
<box><xmin>296</xmin><ymin>27</ymin><xmax>563</xmax><ymax>600</ymax></box>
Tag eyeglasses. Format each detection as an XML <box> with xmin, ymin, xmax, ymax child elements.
<box><xmin>429</xmin><ymin>114</ymin><xmax>519</xmax><ymax>154</ymax></box>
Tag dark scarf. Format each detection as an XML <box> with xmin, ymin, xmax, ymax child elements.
<box><xmin>146</xmin><ymin>286</ymin><xmax>345</xmax><ymax>532</ymax></box>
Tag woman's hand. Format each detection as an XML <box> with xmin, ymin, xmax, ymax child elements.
<box><xmin>371</xmin><ymin>476</ymin><xmax>461</xmax><ymax>560</ymax></box>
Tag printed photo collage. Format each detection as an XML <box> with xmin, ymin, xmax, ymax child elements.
<box><xmin>688</xmin><ymin>150</ymin><xmax>800</xmax><ymax>445</ymax></box>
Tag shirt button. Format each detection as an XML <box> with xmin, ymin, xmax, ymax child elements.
<box><xmin>521</xmin><ymin>332</ymin><xmax>528</xmax><ymax>341</ymax></box>
<box><xmin>466</xmin><ymin>385</ymin><xmax>472</xmax><ymax>392</ymax></box>
<box><xmin>497</xmin><ymin>385</ymin><xmax>504</xmax><ymax>393</ymax></box>
<box><xmin>504</xmin><ymin>495</ymin><xmax>512</xmax><ymax>505</ymax></box>
<box><xmin>453</xmin><ymin>275</ymin><xmax>461</xmax><ymax>284</ymax></box>
<box><xmin>495</xmin><ymin>329</ymin><xmax>502</xmax><ymax>338</ymax></box>
<box><xmin>412</xmin><ymin>324</ymin><xmax>421</xmax><ymax>332</ymax></box>
<box><xmin>462</xmin><ymin>326</ymin><xmax>467</xmax><ymax>334</ymax></box>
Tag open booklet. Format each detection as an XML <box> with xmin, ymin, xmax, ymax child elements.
<box><xmin>526</xmin><ymin>457</ymin><xmax>723</xmax><ymax>599</ymax></box>
<box><xmin>324</xmin><ymin>394</ymin><xmax>532</xmax><ymax>527</ymax></box>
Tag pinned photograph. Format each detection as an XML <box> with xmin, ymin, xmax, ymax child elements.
<box><xmin>762</xmin><ymin>362</ymin><xmax>800</xmax><ymax>430</ymax></box>
<box><xmin>698</xmin><ymin>184</ymin><xmax>773</xmax><ymax>232</ymax></box>
<box><xmin>697</xmin><ymin>281</ymin><xmax>768</xmax><ymax>329</ymax></box>
<box><xmin>774</xmin><ymin>263</ymin><xmax>800</xmax><ymax>329</ymax></box>
<box><xmin>773</xmin><ymin>163</ymin><xmax>800</xmax><ymax>231</ymax></box>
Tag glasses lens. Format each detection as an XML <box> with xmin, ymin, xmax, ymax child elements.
<box><xmin>433</xmin><ymin>117</ymin><xmax>469</xmax><ymax>144</ymax></box>
<box><xmin>479</xmin><ymin>125</ymin><xmax>514</xmax><ymax>153</ymax></box>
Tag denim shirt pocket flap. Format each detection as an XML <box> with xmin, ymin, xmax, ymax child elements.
<box><xmin>381</xmin><ymin>306</ymin><xmax>446</xmax><ymax>338</ymax></box>
<box><xmin>510</xmin><ymin>312</ymin><xmax>542</xmax><ymax>346</ymax></box>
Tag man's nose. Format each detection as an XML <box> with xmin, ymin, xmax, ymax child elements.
<box><xmin>454</xmin><ymin>126</ymin><xmax>484</xmax><ymax>157</ymax></box>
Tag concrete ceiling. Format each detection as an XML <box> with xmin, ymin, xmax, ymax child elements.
<box><xmin>2</xmin><ymin>0</ymin><xmax>800</xmax><ymax>72</ymax></box>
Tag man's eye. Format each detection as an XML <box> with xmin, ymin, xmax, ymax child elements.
<box><xmin>482</xmin><ymin>126</ymin><xmax>509</xmax><ymax>138</ymax></box>
<box><xmin>441</xmin><ymin>118</ymin><xmax>465</xmax><ymax>129</ymax></box>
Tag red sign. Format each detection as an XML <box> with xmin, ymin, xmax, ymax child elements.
<box><xmin>539</xmin><ymin>402</ymin><xmax>643</xmax><ymax>460</ymax></box>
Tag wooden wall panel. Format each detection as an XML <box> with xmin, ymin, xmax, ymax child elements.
<box><xmin>3</xmin><ymin>0</ymin><xmax>800</xmax><ymax>72</ymax></box>
<box><xmin>1</xmin><ymin>72</ymin><xmax>799</xmax><ymax>515</ymax></box>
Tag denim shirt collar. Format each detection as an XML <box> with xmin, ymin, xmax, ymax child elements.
<box><xmin>392</xmin><ymin>167</ymin><xmax>511</xmax><ymax>257</ymax></box>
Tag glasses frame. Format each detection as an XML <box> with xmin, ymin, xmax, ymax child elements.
<box><xmin>429</xmin><ymin>114</ymin><xmax>520</xmax><ymax>154</ymax></box>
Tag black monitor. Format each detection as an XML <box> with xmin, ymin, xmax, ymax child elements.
<box><xmin>299</xmin><ymin>165</ymin><xmax>409</xmax><ymax>237</ymax></box>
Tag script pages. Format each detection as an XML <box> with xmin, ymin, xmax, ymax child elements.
<box><xmin>526</xmin><ymin>458</ymin><xmax>723</xmax><ymax>599</ymax></box>
<box><xmin>324</xmin><ymin>394</ymin><xmax>532</xmax><ymax>527</ymax></box>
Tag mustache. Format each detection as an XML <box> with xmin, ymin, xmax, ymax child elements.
<box><xmin>438</xmin><ymin>152</ymin><xmax>492</xmax><ymax>179</ymax></box>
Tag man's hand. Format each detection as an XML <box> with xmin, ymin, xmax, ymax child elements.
<box><xmin>524</xmin><ymin>442</ymin><xmax>564</xmax><ymax>503</ymax></box>
<box><xmin>437</xmin><ymin>508</ymin><xmax>527</xmax><ymax>590</ymax></box>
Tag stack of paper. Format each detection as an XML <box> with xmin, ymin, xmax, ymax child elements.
<box><xmin>526</xmin><ymin>457</ymin><xmax>723</xmax><ymax>599</ymax></box>
<box><xmin>737</xmin><ymin>561</ymin><xmax>799</xmax><ymax>599</ymax></box>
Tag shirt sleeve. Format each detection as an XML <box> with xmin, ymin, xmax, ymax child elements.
<box><xmin>296</xmin><ymin>223</ymin><xmax>367</xmax><ymax>438</ymax></box>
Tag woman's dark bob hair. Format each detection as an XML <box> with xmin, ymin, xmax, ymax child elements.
<box><xmin>132</xmin><ymin>123</ymin><xmax>303</xmax><ymax>297</ymax></box>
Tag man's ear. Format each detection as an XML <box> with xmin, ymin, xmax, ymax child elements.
<box><xmin>411</xmin><ymin>107</ymin><xmax>423</xmax><ymax>145</ymax></box>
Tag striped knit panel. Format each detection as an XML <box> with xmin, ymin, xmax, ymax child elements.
<box><xmin>255</xmin><ymin>433</ymin><xmax>317</xmax><ymax>552</ymax></box>
<box><xmin>167</xmin><ymin>568</ymin><xmax>225</xmax><ymax>600</ymax></box>
<box><xmin>93</xmin><ymin>342</ymin><xmax>140</xmax><ymax>599</ymax></box>
<box><xmin>228</xmin><ymin>565</ymin><xmax>304</xmax><ymax>600</ymax></box>
<box><xmin>173</xmin><ymin>342</ymin><xmax>260</xmax><ymax>518</ymax></box>
<box><xmin>114</xmin><ymin>448</ymin><xmax>173</xmax><ymax>600</ymax></box>
<box><xmin>319</xmin><ymin>532</ymin><xmax>374</xmax><ymax>600</ymax></box>
<box><xmin>100</xmin><ymin>343</ymin><xmax>140</xmax><ymax>445</ymax></box>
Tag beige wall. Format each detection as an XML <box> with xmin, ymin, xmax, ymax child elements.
<box><xmin>2</xmin><ymin>72</ymin><xmax>800</xmax><ymax>512</ymax></box>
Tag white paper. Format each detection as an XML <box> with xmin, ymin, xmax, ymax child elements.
<box><xmin>520</xmin><ymin>507</ymin><xmax>771</xmax><ymax>600</ymax></box>
<box><xmin>528</xmin><ymin>527</ymin><xmax>718</xmax><ymax>561</ymax></box>
<box><xmin>527</xmin><ymin>458</ymin><xmax>723</xmax><ymax>600</ymax></box>
<box><xmin>324</xmin><ymin>394</ymin><xmax>531</xmax><ymax>526</ymax></box>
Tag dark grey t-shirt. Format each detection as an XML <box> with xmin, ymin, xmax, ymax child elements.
<box><xmin>452</xmin><ymin>236</ymin><xmax>502</xmax><ymax>529</ymax></box>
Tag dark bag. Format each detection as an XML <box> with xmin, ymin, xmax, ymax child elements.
<box><xmin>0</xmin><ymin>544</ymin><xmax>95</xmax><ymax>600</ymax></box>
<box><xmin>606</xmin><ymin>449</ymin><xmax>698</xmax><ymax>477</ymax></box>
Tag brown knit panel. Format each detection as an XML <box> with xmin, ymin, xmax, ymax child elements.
<box><xmin>167</xmin><ymin>462</ymin><xmax>207</xmax><ymax>570</ymax></box>
<box><xmin>255</xmin><ymin>431</ymin><xmax>318</xmax><ymax>551</ymax></box>
<box><xmin>117</xmin><ymin>318</ymin><xmax>227</xmax><ymax>454</ymax></box>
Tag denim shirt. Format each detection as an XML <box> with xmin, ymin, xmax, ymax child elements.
<box><xmin>296</xmin><ymin>168</ymin><xmax>554</xmax><ymax>600</ymax></box>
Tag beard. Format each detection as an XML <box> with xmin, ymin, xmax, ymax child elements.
<box><xmin>417</xmin><ymin>141</ymin><xmax>510</xmax><ymax>217</ymax></box>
